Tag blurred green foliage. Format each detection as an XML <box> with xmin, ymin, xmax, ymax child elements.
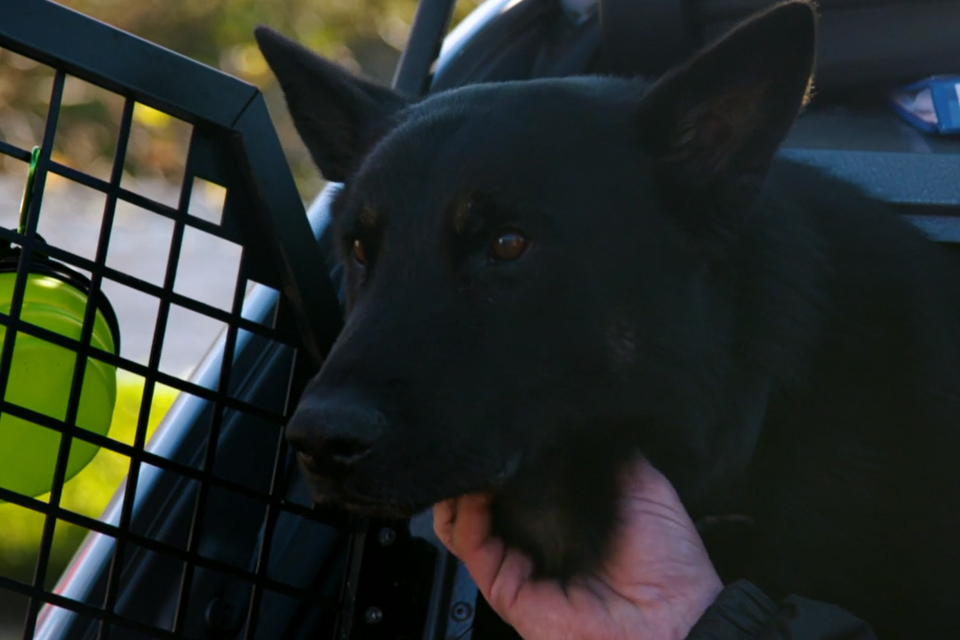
<box><xmin>0</xmin><ymin>0</ymin><xmax>480</xmax><ymax>200</ymax></box>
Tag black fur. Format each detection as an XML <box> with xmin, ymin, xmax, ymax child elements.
<box><xmin>258</xmin><ymin>2</ymin><xmax>960</xmax><ymax>636</ymax></box>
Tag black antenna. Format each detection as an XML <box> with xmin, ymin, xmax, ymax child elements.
<box><xmin>391</xmin><ymin>0</ymin><xmax>459</xmax><ymax>96</ymax></box>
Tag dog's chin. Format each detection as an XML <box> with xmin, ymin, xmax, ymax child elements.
<box><xmin>339</xmin><ymin>499</ymin><xmax>433</xmax><ymax>520</ymax></box>
<box><xmin>318</xmin><ymin>491</ymin><xmax>436</xmax><ymax>519</ymax></box>
<box><xmin>301</xmin><ymin>475</ymin><xmax>436</xmax><ymax>519</ymax></box>
<box><xmin>300</xmin><ymin>454</ymin><xmax>524</xmax><ymax>520</ymax></box>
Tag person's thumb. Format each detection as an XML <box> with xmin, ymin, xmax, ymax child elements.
<box><xmin>432</xmin><ymin>495</ymin><xmax>543</xmax><ymax>622</ymax></box>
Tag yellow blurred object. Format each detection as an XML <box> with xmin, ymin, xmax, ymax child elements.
<box><xmin>133</xmin><ymin>103</ymin><xmax>172</xmax><ymax>129</ymax></box>
<box><xmin>0</xmin><ymin>371</ymin><xmax>179</xmax><ymax>579</ymax></box>
<box><xmin>233</xmin><ymin>43</ymin><xmax>270</xmax><ymax>79</ymax></box>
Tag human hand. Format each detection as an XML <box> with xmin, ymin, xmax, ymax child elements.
<box><xmin>433</xmin><ymin>457</ymin><xmax>723</xmax><ymax>640</ymax></box>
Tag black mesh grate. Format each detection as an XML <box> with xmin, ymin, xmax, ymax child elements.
<box><xmin>0</xmin><ymin>2</ymin><xmax>484</xmax><ymax>640</ymax></box>
<box><xmin>0</xmin><ymin>2</ymin><xmax>356</xmax><ymax>638</ymax></box>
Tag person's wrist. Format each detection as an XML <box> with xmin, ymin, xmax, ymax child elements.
<box><xmin>628</xmin><ymin>571</ymin><xmax>724</xmax><ymax>640</ymax></box>
<box><xmin>669</xmin><ymin>574</ymin><xmax>725</xmax><ymax>640</ymax></box>
<box><xmin>682</xmin><ymin>580</ymin><xmax>778</xmax><ymax>640</ymax></box>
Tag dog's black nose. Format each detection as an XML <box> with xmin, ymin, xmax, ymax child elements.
<box><xmin>286</xmin><ymin>393</ymin><xmax>385</xmax><ymax>470</ymax></box>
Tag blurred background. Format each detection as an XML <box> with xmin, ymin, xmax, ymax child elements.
<box><xmin>0</xmin><ymin>0</ymin><xmax>478</xmax><ymax>634</ymax></box>
<box><xmin>0</xmin><ymin>0</ymin><xmax>481</xmax><ymax>201</ymax></box>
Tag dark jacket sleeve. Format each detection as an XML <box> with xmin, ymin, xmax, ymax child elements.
<box><xmin>684</xmin><ymin>581</ymin><xmax>878</xmax><ymax>640</ymax></box>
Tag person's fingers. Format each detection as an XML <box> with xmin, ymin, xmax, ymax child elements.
<box><xmin>433</xmin><ymin>498</ymin><xmax>458</xmax><ymax>551</ymax></box>
<box><xmin>432</xmin><ymin>493</ymin><xmax>531</xmax><ymax>614</ymax></box>
<box><xmin>619</xmin><ymin>455</ymin><xmax>676</xmax><ymax>503</ymax></box>
<box><xmin>616</xmin><ymin>456</ymin><xmax>694</xmax><ymax>532</ymax></box>
<box><xmin>440</xmin><ymin>494</ymin><xmax>506</xmax><ymax>594</ymax></box>
<box><xmin>485</xmin><ymin>547</ymin><xmax>535</xmax><ymax>617</ymax></box>
<box><xmin>460</xmin><ymin>534</ymin><xmax>509</xmax><ymax>600</ymax></box>
<box><xmin>443</xmin><ymin>494</ymin><xmax>493</xmax><ymax>556</ymax></box>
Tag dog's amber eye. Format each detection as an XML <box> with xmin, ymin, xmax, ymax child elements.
<box><xmin>492</xmin><ymin>231</ymin><xmax>527</xmax><ymax>261</ymax></box>
<box><xmin>352</xmin><ymin>239</ymin><xmax>367</xmax><ymax>265</ymax></box>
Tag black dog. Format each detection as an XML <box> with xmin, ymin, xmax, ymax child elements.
<box><xmin>257</xmin><ymin>2</ymin><xmax>960</xmax><ymax>636</ymax></box>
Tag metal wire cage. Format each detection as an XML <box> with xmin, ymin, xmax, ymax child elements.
<box><xmin>0</xmin><ymin>1</ymin><xmax>359</xmax><ymax>638</ymax></box>
<box><xmin>0</xmin><ymin>0</ymin><xmax>515</xmax><ymax>636</ymax></box>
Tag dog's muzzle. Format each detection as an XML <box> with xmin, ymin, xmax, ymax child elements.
<box><xmin>285</xmin><ymin>390</ymin><xmax>386</xmax><ymax>480</ymax></box>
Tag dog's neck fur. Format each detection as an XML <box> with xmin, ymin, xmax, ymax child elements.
<box><xmin>489</xmin><ymin>158</ymin><xmax>960</xmax><ymax>608</ymax></box>
<box><xmin>713</xmin><ymin>159</ymin><xmax>960</xmax><ymax>628</ymax></box>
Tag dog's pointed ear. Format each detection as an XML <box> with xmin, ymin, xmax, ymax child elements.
<box><xmin>637</xmin><ymin>0</ymin><xmax>816</xmax><ymax>226</ymax></box>
<box><xmin>255</xmin><ymin>27</ymin><xmax>408</xmax><ymax>182</ymax></box>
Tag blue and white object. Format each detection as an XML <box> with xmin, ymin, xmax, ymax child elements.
<box><xmin>889</xmin><ymin>76</ymin><xmax>960</xmax><ymax>135</ymax></box>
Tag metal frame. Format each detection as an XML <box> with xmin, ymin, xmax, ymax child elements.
<box><xmin>0</xmin><ymin>1</ymin><xmax>347</xmax><ymax>638</ymax></box>
<box><xmin>0</xmin><ymin>0</ymin><xmax>501</xmax><ymax>636</ymax></box>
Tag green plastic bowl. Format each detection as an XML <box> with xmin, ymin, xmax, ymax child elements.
<box><xmin>0</xmin><ymin>259</ymin><xmax>120</xmax><ymax>499</ymax></box>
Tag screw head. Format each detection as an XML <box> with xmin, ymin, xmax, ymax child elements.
<box><xmin>205</xmin><ymin>597</ymin><xmax>242</xmax><ymax>635</ymax></box>
<box><xmin>378</xmin><ymin>527</ymin><xmax>396</xmax><ymax>546</ymax></box>
<box><xmin>364</xmin><ymin>606</ymin><xmax>384</xmax><ymax>624</ymax></box>
<box><xmin>451</xmin><ymin>601</ymin><xmax>473</xmax><ymax>622</ymax></box>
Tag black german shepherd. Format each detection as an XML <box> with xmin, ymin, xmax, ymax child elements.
<box><xmin>256</xmin><ymin>2</ymin><xmax>960</xmax><ymax>636</ymax></box>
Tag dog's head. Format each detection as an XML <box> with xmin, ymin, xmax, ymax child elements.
<box><xmin>257</xmin><ymin>1</ymin><xmax>816</xmax><ymax>520</ymax></box>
